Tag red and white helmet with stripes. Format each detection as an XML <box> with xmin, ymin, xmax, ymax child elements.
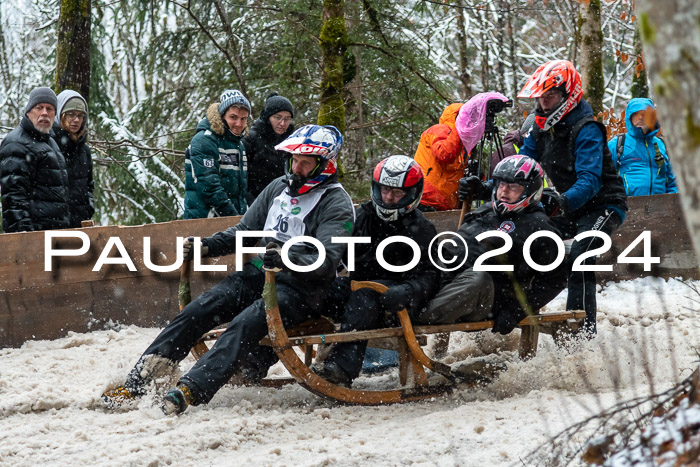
<box><xmin>371</xmin><ymin>155</ymin><xmax>424</xmax><ymax>222</ymax></box>
<box><xmin>518</xmin><ymin>60</ymin><xmax>583</xmax><ymax>131</ymax></box>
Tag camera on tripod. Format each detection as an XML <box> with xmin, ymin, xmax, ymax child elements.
<box><xmin>484</xmin><ymin>98</ymin><xmax>513</xmax><ymax>132</ymax></box>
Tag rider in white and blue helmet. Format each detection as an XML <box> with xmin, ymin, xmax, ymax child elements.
<box><xmin>275</xmin><ymin>124</ymin><xmax>343</xmax><ymax>196</ymax></box>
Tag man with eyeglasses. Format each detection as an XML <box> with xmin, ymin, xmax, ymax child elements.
<box><xmin>1</xmin><ymin>87</ymin><xmax>70</xmax><ymax>232</ymax></box>
<box><xmin>423</xmin><ymin>155</ymin><xmax>567</xmax><ymax>335</ymax></box>
<box><xmin>51</xmin><ymin>90</ymin><xmax>95</xmax><ymax>228</ymax></box>
<box><xmin>244</xmin><ymin>92</ymin><xmax>296</xmax><ymax>205</ymax></box>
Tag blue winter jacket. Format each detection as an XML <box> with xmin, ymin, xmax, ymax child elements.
<box><xmin>519</xmin><ymin>100</ymin><xmax>606</xmax><ymax>212</ymax></box>
<box><xmin>607</xmin><ymin>98</ymin><xmax>678</xmax><ymax>196</ymax></box>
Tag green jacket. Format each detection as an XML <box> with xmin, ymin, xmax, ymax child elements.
<box><xmin>184</xmin><ymin>103</ymin><xmax>248</xmax><ymax>219</ymax></box>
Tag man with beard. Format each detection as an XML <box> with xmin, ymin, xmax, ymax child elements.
<box><xmin>1</xmin><ymin>87</ymin><xmax>70</xmax><ymax>232</ymax></box>
<box><xmin>102</xmin><ymin>125</ymin><xmax>355</xmax><ymax>415</ymax></box>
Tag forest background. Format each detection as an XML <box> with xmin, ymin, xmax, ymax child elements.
<box><xmin>0</xmin><ymin>0</ymin><xmax>646</xmax><ymax>227</ymax></box>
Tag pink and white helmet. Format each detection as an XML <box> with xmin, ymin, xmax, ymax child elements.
<box><xmin>491</xmin><ymin>155</ymin><xmax>544</xmax><ymax>215</ymax></box>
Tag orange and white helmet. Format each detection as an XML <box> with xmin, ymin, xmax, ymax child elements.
<box><xmin>517</xmin><ymin>60</ymin><xmax>582</xmax><ymax>131</ymax></box>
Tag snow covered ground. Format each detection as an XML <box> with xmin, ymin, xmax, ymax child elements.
<box><xmin>0</xmin><ymin>277</ymin><xmax>698</xmax><ymax>466</ymax></box>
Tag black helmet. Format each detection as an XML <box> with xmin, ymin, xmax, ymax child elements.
<box><xmin>371</xmin><ymin>155</ymin><xmax>424</xmax><ymax>222</ymax></box>
<box><xmin>491</xmin><ymin>155</ymin><xmax>544</xmax><ymax>215</ymax></box>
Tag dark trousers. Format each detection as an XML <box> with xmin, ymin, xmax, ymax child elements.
<box><xmin>416</xmin><ymin>269</ymin><xmax>494</xmax><ymax>324</ymax></box>
<box><xmin>553</xmin><ymin>208</ymin><xmax>622</xmax><ymax>334</ymax></box>
<box><xmin>139</xmin><ymin>265</ymin><xmax>318</xmax><ymax>404</ymax></box>
<box><xmin>324</xmin><ymin>277</ymin><xmax>399</xmax><ymax>380</ymax></box>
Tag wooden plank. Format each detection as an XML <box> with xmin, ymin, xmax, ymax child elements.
<box><xmin>518</xmin><ymin>326</ymin><xmax>540</xmax><ymax>360</ymax></box>
<box><xmin>596</xmin><ymin>194</ymin><xmax>699</xmax><ymax>281</ymax></box>
<box><xmin>264</xmin><ymin>311</ymin><xmax>586</xmax><ymax>347</ymax></box>
<box><xmin>0</xmin><ymin>216</ymin><xmax>247</xmax><ymax>348</ymax></box>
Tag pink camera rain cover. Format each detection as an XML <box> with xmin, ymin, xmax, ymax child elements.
<box><xmin>454</xmin><ymin>92</ymin><xmax>509</xmax><ymax>154</ymax></box>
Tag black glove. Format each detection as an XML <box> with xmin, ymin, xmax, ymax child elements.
<box><xmin>263</xmin><ymin>242</ymin><xmax>285</xmax><ymax>272</ymax></box>
<box><xmin>458</xmin><ymin>176</ymin><xmax>493</xmax><ymax>202</ymax></box>
<box><xmin>183</xmin><ymin>237</ymin><xmax>208</xmax><ymax>262</ymax></box>
<box><xmin>379</xmin><ymin>284</ymin><xmax>412</xmax><ymax>314</ymax></box>
<box><xmin>540</xmin><ymin>188</ymin><xmax>568</xmax><ymax>217</ymax></box>
<box><xmin>491</xmin><ymin>311</ymin><xmax>521</xmax><ymax>335</ymax></box>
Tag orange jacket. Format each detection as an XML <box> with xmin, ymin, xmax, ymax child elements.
<box><xmin>414</xmin><ymin>103</ymin><xmax>467</xmax><ymax>211</ymax></box>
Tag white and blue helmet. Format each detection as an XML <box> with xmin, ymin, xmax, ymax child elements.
<box><xmin>275</xmin><ymin>125</ymin><xmax>343</xmax><ymax>195</ymax></box>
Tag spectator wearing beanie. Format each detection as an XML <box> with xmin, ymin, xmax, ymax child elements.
<box><xmin>0</xmin><ymin>86</ymin><xmax>70</xmax><ymax>232</ymax></box>
<box><xmin>183</xmin><ymin>89</ymin><xmax>250</xmax><ymax>219</ymax></box>
<box><xmin>244</xmin><ymin>92</ymin><xmax>295</xmax><ymax>205</ymax></box>
<box><xmin>52</xmin><ymin>90</ymin><xmax>95</xmax><ymax>228</ymax></box>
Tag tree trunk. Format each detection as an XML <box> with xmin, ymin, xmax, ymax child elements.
<box><xmin>579</xmin><ymin>0</ymin><xmax>604</xmax><ymax>115</ymax></box>
<box><xmin>634</xmin><ymin>0</ymin><xmax>700</xmax><ymax>256</ymax></box>
<box><xmin>55</xmin><ymin>0</ymin><xmax>91</xmax><ymax>101</ymax></box>
<box><xmin>630</xmin><ymin>27</ymin><xmax>649</xmax><ymax>98</ymax></box>
<box><xmin>317</xmin><ymin>0</ymin><xmax>347</xmax><ymax>134</ymax></box>
<box><xmin>456</xmin><ymin>2</ymin><xmax>472</xmax><ymax>100</ymax></box>
<box><xmin>477</xmin><ymin>6</ymin><xmax>489</xmax><ymax>91</ymax></box>
<box><xmin>507</xmin><ymin>3</ymin><xmax>518</xmax><ymax>105</ymax></box>
<box><xmin>213</xmin><ymin>0</ymin><xmax>250</xmax><ymax>103</ymax></box>
<box><xmin>495</xmin><ymin>0</ymin><xmax>506</xmax><ymax>94</ymax></box>
<box><xmin>343</xmin><ymin>0</ymin><xmax>366</xmax><ymax>184</ymax></box>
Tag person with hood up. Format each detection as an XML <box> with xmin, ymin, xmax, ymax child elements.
<box><xmin>102</xmin><ymin>125</ymin><xmax>355</xmax><ymax>415</ymax></box>
<box><xmin>414</xmin><ymin>103</ymin><xmax>466</xmax><ymax>211</ymax></box>
<box><xmin>244</xmin><ymin>92</ymin><xmax>295</xmax><ymax>205</ymax></box>
<box><xmin>460</xmin><ymin>60</ymin><xmax>627</xmax><ymax>335</ymax></box>
<box><xmin>183</xmin><ymin>89</ymin><xmax>249</xmax><ymax>219</ymax></box>
<box><xmin>607</xmin><ymin>98</ymin><xmax>678</xmax><ymax>196</ymax></box>
<box><xmin>0</xmin><ymin>87</ymin><xmax>70</xmax><ymax>232</ymax></box>
<box><xmin>51</xmin><ymin>90</ymin><xmax>94</xmax><ymax>228</ymax></box>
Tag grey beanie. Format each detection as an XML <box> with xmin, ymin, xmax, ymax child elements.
<box><xmin>218</xmin><ymin>89</ymin><xmax>251</xmax><ymax>115</ymax></box>
<box><xmin>24</xmin><ymin>87</ymin><xmax>58</xmax><ymax>115</ymax></box>
<box><xmin>262</xmin><ymin>92</ymin><xmax>294</xmax><ymax>119</ymax></box>
<box><xmin>62</xmin><ymin>97</ymin><xmax>87</xmax><ymax>114</ymax></box>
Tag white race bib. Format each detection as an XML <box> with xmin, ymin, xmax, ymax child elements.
<box><xmin>263</xmin><ymin>183</ymin><xmax>345</xmax><ymax>242</ymax></box>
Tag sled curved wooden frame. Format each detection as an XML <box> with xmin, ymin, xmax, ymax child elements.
<box><xmin>188</xmin><ymin>267</ymin><xmax>586</xmax><ymax>405</ymax></box>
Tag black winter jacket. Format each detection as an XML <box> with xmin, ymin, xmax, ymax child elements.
<box><xmin>243</xmin><ymin>117</ymin><xmax>294</xmax><ymax>204</ymax></box>
<box><xmin>443</xmin><ymin>203</ymin><xmax>567</xmax><ymax>331</ymax></box>
<box><xmin>0</xmin><ymin>117</ymin><xmax>70</xmax><ymax>232</ymax></box>
<box><xmin>348</xmin><ymin>202</ymin><xmax>440</xmax><ymax>314</ymax></box>
<box><xmin>52</xmin><ymin>123</ymin><xmax>94</xmax><ymax>228</ymax></box>
<box><xmin>204</xmin><ymin>176</ymin><xmax>355</xmax><ymax>310</ymax></box>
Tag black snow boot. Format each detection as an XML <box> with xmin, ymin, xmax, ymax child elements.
<box><xmin>311</xmin><ymin>360</ymin><xmax>352</xmax><ymax>388</ymax></box>
<box><xmin>162</xmin><ymin>383</ymin><xmax>195</xmax><ymax>415</ymax></box>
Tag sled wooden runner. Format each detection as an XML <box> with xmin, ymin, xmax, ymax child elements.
<box><xmin>187</xmin><ymin>265</ymin><xmax>586</xmax><ymax>405</ymax></box>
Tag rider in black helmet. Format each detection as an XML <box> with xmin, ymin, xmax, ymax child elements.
<box><xmin>314</xmin><ymin>155</ymin><xmax>439</xmax><ymax>387</ymax></box>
